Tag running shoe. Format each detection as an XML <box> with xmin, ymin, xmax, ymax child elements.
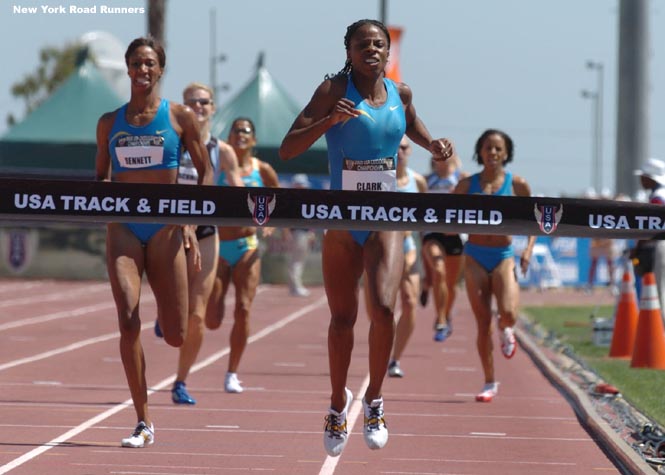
<box><xmin>224</xmin><ymin>372</ymin><xmax>244</xmax><ymax>393</ymax></box>
<box><xmin>323</xmin><ymin>387</ymin><xmax>353</xmax><ymax>457</ymax></box>
<box><xmin>433</xmin><ymin>323</ymin><xmax>452</xmax><ymax>342</ymax></box>
<box><xmin>500</xmin><ymin>326</ymin><xmax>517</xmax><ymax>358</ymax></box>
<box><xmin>154</xmin><ymin>320</ymin><xmax>163</xmax><ymax>338</ymax></box>
<box><xmin>171</xmin><ymin>381</ymin><xmax>196</xmax><ymax>405</ymax></box>
<box><xmin>475</xmin><ymin>382</ymin><xmax>499</xmax><ymax>402</ymax></box>
<box><xmin>290</xmin><ymin>287</ymin><xmax>311</xmax><ymax>297</ymax></box>
<box><xmin>388</xmin><ymin>360</ymin><xmax>403</xmax><ymax>378</ymax></box>
<box><xmin>362</xmin><ymin>396</ymin><xmax>388</xmax><ymax>450</ymax></box>
<box><xmin>121</xmin><ymin>421</ymin><xmax>154</xmax><ymax>448</ymax></box>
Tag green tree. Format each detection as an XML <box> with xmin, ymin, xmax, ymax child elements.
<box><xmin>7</xmin><ymin>42</ymin><xmax>87</xmax><ymax>127</ymax></box>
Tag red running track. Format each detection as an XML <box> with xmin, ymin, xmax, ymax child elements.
<box><xmin>0</xmin><ymin>278</ymin><xmax>647</xmax><ymax>474</ymax></box>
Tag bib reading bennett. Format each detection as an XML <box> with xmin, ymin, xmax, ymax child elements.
<box><xmin>107</xmin><ymin>98</ymin><xmax>181</xmax><ymax>244</ymax></box>
<box><xmin>325</xmin><ymin>75</ymin><xmax>406</xmax><ymax>244</ymax></box>
<box><xmin>109</xmin><ymin>99</ymin><xmax>181</xmax><ymax>172</ymax></box>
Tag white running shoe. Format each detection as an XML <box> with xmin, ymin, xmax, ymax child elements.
<box><xmin>500</xmin><ymin>326</ymin><xmax>517</xmax><ymax>358</ymax></box>
<box><xmin>388</xmin><ymin>360</ymin><xmax>404</xmax><ymax>378</ymax></box>
<box><xmin>323</xmin><ymin>387</ymin><xmax>353</xmax><ymax>457</ymax></box>
<box><xmin>362</xmin><ymin>396</ymin><xmax>388</xmax><ymax>450</ymax></box>
<box><xmin>121</xmin><ymin>421</ymin><xmax>154</xmax><ymax>448</ymax></box>
<box><xmin>224</xmin><ymin>372</ymin><xmax>244</xmax><ymax>393</ymax></box>
<box><xmin>475</xmin><ymin>382</ymin><xmax>499</xmax><ymax>402</ymax></box>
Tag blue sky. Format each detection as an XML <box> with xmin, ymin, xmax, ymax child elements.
<box><xmin>1</xmin><ymin>0</ymin><xmax>663</xmax><ymax>197</ymax></box>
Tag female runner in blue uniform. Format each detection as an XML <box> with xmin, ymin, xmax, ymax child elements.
<box><xmin>454</xmin><ymin>129</ymin><xmax>535</xmax><ymax>403</ymax></box>
<box><xmin>95</xmin><ymin>37</ymin><xmax>213</xmax><ymax>448</ymax></box>
<box><xmin>279</xmin><ymin>19</ymin><xmax>454</xmax><ymax>457</ymax></box>
<box><xmin>206</xmin><ymin>117</ymin><xmax>280</xmax><ymax>394</ymax></box>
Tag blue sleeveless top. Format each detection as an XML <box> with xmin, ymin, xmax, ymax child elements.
<box><xmin>178</xmin><ymin>135</ymin><xmax>220</xmax><ymax>185</ymax></box>
<box><xmin>397</xmin><ymin>168</ymin><xmax>419</xmax><ymax>193</ymax></box>
<box><xmin>325</xmin><ymin>75</ymin><xmax>406</xmax><ymax>192</ymax></box>
<box><xmin>468</xmin><ymin>171</ymin><xmax>513</xmax><ymax>196</ymax></box>
<box><xmin>109</xmin><ymin>99</ymin><xmax>181</xmax><ymax>173</ymax></box>
<box><xmin>217</xmin><ymin>158</ymin><xmax>264</xmax><ymax>188</ymax></box>
<box><xmin>427</xmin><ymin>169</ymin><xmax>461</xmax><ymax>194</ymax></box>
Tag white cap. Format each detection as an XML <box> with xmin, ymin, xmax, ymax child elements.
<box><xmin>634</xmin><ymin>158</ymin><xmax>665</xmax><ymax>186</ymax></box>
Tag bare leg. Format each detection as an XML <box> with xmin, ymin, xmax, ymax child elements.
<box><xmin>322</xmin><ymin>231</ymin><xmax>364</xmax><ymax>412</ymax></box>
<box><xmin>363</xmin><ymin>231</ymin><xmax>402</xmax><ymax>402</ymax></box>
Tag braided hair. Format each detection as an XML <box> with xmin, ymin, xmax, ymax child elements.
<box><xmin>325</xmin><ymin>19</ymin><xmax>391</xmax><ymax>80</ymax></box>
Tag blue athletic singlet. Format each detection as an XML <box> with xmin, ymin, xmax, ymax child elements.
<box><xmin>464</xmin><ymin>171</ymin><xmax>515</xmax><ymax>272</ymax></box>
<box><xmin>426</xmin><ymin>169</ymin><xmax>461</xmax><ymax>194</ymax></box>
<box><xmin>325</xmin><ymin>75</ymin><xmax>406</xmax><ymax>244</ymax></box>
<box><xmin>178</xmin><ymin>135</ymin><xmax>220</xmax><ymax>185</ymax></box>
<box><xmin>217</xmin><ymin>157</ymin><xmax>264</xmax><ymax>187</ymax></box>
<box><xmin>468</xmin><ymin>171</ymin><xmax>513</xmax><ymax>196</ymax></box>
<box><xmin>109</xmin><ymin>99</ymin><xmax>181</xmax><ymax>173</ymax></box>
<box><xmin>397</xmin><ymin>168</ymin><xmax>419</xmax><ymax>194</ymax></box>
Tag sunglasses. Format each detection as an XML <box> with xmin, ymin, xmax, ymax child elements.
<box><xmin>233</xmin><ymin>127</ymin><xmax>253</xmax><ymax>135</ymax></box>
<box><xmin>185</xmin><ymin>98</ymin><xmax>212</xmax><ymax>106</ymax></box>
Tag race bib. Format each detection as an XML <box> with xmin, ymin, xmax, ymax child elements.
<box><xmin>178</xmin><ymin>157</ymin><xmax>198</xmax><ymax>185</ymax></box>
<box><xmin>342</xmin><ymin>157</ymin><xmax>396</xmax><ymax>192</ymax></box>
<box><xmin>115</xmin><ymin>135</ymin><xmax>165</xmax><ymax>169</ymax></box>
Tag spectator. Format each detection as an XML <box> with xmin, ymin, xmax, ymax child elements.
<box><xmin>633</xmin><ymin>158</ymin><xmax>665</xmax><ymax>315</ymax></box>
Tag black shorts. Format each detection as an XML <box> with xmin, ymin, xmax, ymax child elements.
<box><xmin>195</xmin><ymin>225</ymin><xmax>217</xmax><ymax>240</ymax></box>
<box><xmin>422</xmin><ymin>233</ymin><xmax>464</xmax><ymax>256</ymax></box>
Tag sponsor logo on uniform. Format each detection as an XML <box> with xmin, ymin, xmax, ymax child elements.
<box><xmin>247</xmin><ymin>193</ymin><xmax>276</xmax><ymax>226</ymax></box>
<box><xmin>534</xmin><ymin>203</ymin><xmax>563</xmax><ymax>234</ymax></box>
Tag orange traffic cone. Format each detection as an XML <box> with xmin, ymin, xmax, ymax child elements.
<box><xmin>630</xmin><ymin>272</ymin><xmax>665</xmax><ymax>369</ymax></box>
<box><xmin>609</xmin><ymin>263</ymin><xmax>639</xmax><ymax>358</ymax></box>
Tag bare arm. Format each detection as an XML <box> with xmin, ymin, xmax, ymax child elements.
<box><xmin>453</xmin><ymin>176</ymin><xmax>471</xmax><ymax>195</ymax></box>
<box><xmin>218</xmin><ymin>141</ymin><xmax>244</xmax><ymax>187</ymax></box>
<box><xmin>95</xmin><ymin>112</ymin><xmax>115</xmax><ymax>181</ymax></box>
<box><xmin>414</xmin><ymin>172</ymin><xmax>428</xmax><ymax>194</ymax></box>
<box><xmin>398</xmin><ymin>82</ymin><xmax>454</xmax><ymax>162</ymax></box>
<box><xmin>173</xmin><ymin>103</ymin><xmax>212</xmax><ymax>270</ymax></box>
<box><xmin>176</xmin><ymin>104</ymin><xmax>213</xmax><ymax>186</ymax></box>
<box><xmin>258</xmin><ymin>161</ymin><xmax>280</xmax><ymax>188</ymax></box>
<box><xmin>279</xmin><ymin>76</ymin><xmax>357</xmax><ymax>160</ymax></box>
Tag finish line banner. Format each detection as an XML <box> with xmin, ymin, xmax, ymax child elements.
<box><xmin>1</xmin><ymin>178</ymin><xmax>664</xmax><ymax>239</ymax></box>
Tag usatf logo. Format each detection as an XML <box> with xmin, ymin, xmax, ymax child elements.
<box><xmin>533</xmin><ymin>203</ymin><xmax>563</xmax><ymax>234</ymax></box>
<box><xmin>247</xmin><ymin>193</ymin><xmax>276</xmax><ymax>226</ymax></box>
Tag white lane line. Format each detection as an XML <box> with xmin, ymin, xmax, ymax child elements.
<box><xmin>385</xmin><ymin>457</ymin><xmax>577</xmax><ymax>467</ymax></box>
<box><xmin>0</xmin><ymin>280</ymin><xmax>53</xmax><ymax>294</ymax></box>
<box><xmin>319</xmin><ymin>375</ymin><xmax>371</xmax><ymax>475</ymax></box>
<box><xmin>0</xmin><ymin>295</ymin><xmax>327</xmax><ymax>475</ymax></box>
<box><xmin>0</xmin><ymin>302</ymin><xmax>115</xmax><ymax>332</ymax></box>
<box><xmin>0</xmin><ymin>283</ymin><xmax>108</xmax><ymax>308</ymax></box>
<box><xmin>0</xmin><ymin>330</ymin><xmax>121</xmax><ymax>372</ymax></box>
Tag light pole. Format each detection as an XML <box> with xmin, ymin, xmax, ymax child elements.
<box><xmin>581</xmin><ymin>88</ymin><xmax>599</xmax><ymax>193</ymax></box>
<box><xmin>209</xmin><ymin>8</ymin><xmax>229</xmax><ymax>98</ymax></box>
<box><xmin>586</xmin><ymin>60</ymin><xmax>604</xmax><ymax>194</ymax></box>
